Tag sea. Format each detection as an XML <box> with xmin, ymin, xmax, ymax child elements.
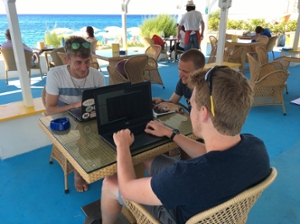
<box><xmin>0</xmin><ymin>14</ymin><xmax>177</xmax><ymax>48</ymax></box>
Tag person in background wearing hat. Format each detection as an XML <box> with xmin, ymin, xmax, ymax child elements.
<box><xmin>1</xmin><ymin>28</ymin><xmax>36</xmax><ymax>66</ymax></box>
<box><xmin>177</xmin><ymin>0</ymin><xmax>205</xmax><ymax>51</ymax></box>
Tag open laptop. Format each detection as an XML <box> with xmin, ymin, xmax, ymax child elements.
<box><xmin>94</xmin><ymin>81</ymin><xmax>169</xmax><ymax>151</ymax></box>
<box><xmin>68</xmin><ymin>83</ymin><xmax>131</xmax><ymax>122</ymax></box>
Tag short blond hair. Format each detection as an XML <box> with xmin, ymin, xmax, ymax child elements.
<box><xmin>188</xmin><ymin>66</ymin><xmax>253</xmax><ymax>136</ymax></box>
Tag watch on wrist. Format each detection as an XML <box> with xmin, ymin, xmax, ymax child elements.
<box><xmin>170</xmin><ymin>129</ymin><xmax>180</xmax><ymax>140</ymax></box>
<box><xmin>178</xmin><ymin>105</ymin><xmax>184</xmax><ymax>114</ymax></box>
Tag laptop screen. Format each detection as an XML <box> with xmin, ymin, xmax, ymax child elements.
<box><xmin>94</xmin><ymin>81</ymin><xmax>153</xmax><ymax>135</ymax></box>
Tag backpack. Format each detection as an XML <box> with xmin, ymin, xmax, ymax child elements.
<box><xmin>152</xmin><ymin>35</ymin><xmax>165</xmax><ymax>49</ymax></box>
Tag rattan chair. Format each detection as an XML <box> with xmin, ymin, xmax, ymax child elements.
<box><xmin>207</xmin><ymin>35</ymin><xmax>218</xmax><ymax>63</ymax></box>
<box><xmin>41</xmin><ymin>86</ymin><xmax>74</xmax><ymax>193</ymax></box>
<box><xmin>256</xmin><ymin>46</ymin><xmax>289</xmax><ymax>93</ymax></box>
<box><xmin>247</xmin><ymin>53</ymin><xmax>289</xmax><ymax>115</ymax></box>
<box><xmin>123</xmin><ymin>167</ymin><xmax>277</xmax><ymax>224</ymax></box>
<box><xmin>265</xmin><ymin>36</ymin><xmax>279</xmax><ymax>60</ymax></box>
<box><xmin>143</xmin><ymin>37</ymin><xmax>168</xmax><ymax>61</ymax></box>
<box><xmin>107</xmin><ymin>54</ymin><xmax>148</xmax><ymax>85</ymax></box>
<box><xmin>223</xmin><ymin>41</ymin><xmax>245</xmax><ymax>69</ymax></box>
<box><xmin>1</xmin><ymin>48</ymin><xmax>43</xmax><ymax>85</ymax></box>
<box><xmin>144</xmin><ymin>45</ymin><xmax>165</xmax><ymax>88</ymax></box>
<box><xmin>57</xmin><ymin>52</ymin><xmax>68</xmax><ymax>65</ymax></box>
<box><xmin>44</xmin><ymin>47</ymin><xmax>65</xmax><ymax>70</ymax></box>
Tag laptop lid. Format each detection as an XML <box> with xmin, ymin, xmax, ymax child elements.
<box><xmin>94</xmin><ymin>81</ymin><xmax>167</xmax><ymax>151</ymax></box>
<box><xmin>68</xmin><ymin>84</ymin><xmax>130</xmax><ymax>122</ymax></box>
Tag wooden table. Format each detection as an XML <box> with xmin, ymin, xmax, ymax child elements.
<box><xmin>205</xmin><ymin>62</ymin><xmax>241</xmax><ymax>71</ymax></box>
<box><xmin>227</xmin><ymin>39</ymin><xmax>264</xmax><ymax>71</ymax></box>
<box><xmin>94</xmin><ymin>51</ymin><xmax>144</xmax><ymax>68</ymax></box>
<box><xmin>38</xmin><ymin>112</ymin><xmax>195</xmax><ymax>184</ymax></box>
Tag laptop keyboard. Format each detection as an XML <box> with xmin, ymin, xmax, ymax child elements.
<box><xmin>129</xmin><ymin>124</ymin><xmax>146</xmax><ymax>136</ymax></box>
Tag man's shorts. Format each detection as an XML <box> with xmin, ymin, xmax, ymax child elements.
<box><xmin>118</xmin><ymin>154</ymin><xmax>177</xmax><ymax>224</ymax></box>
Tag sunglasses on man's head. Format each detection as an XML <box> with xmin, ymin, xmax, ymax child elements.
<box><xmin>204</xmin><ymin>66</ymin><xmax>227</xmax><ymax>117</ymax></box>
<box><xmin>69</xmin><ymin>42</ymin><xmax>90</xmax><ymax>50</ymax></box>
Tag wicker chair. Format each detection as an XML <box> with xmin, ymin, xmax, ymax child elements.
<box><xmin>123</xmin><ymin>167</ymin><xmax>277</xmax><ymax>224</ymax></box>
<box><xmin>44</xmin><ymin>47</ymin><xmax>65</xmax><ymax>70</ymax></box>
<box><xmin>107</xmin><ymin>54</ymin><xmax>148</xmax><ymax>85</ymax></box>
<box><xmin>41</xmin><ymin>86</ymin><xmax>74</xmax><ymax>193</ymax></box>
<box><xmin>207</xmin><ymin>35</ymin><xmax>218</xmax><ymax>63</ymax></box>
<box><xmin>143</xmin><ymin>37</ymin><xmax>168</xmax><ymax>61</ymax></box>
<box><xmin>247</xmin><ymin>53</ymin><xmax>290</xmax><ymax>115</ymax></box>
<box><xmin>144</xmin><ymin>45</ymin><xmax>165</xmax><ymax>88</ymax></box>
<box><xmin>265</xmin><ymin>36</ymin><xmax>279</xmax><ymax>60</ymax></box>
<box><xmin>57</xmin><ymin>52</ymin><xmax>68</xmax><ymax>64</ymax></box>
<box><xmin>256</xmin><ymin>46</ymin><xmax>289</xmax><ymax>93</ymax></box>
<box><xmin>223</xmin><ymin>41</ymin><xmax>245</xmax><ymax>69</ymax></box>
<box><xmin>1</xmin><ymin>48</ymin><xmax>43</xmax><ymax>85</ymax></box>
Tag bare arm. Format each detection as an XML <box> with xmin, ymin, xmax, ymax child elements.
<box><xmin>45</xmin><ymin>93</ymin><xmax>81</xmax><ymax>115</ymax></box>
<box><xmin>200</xmin><ymin>21</ymin><xmax>205</xmax><ymax>40</ymax></box>
<box><xmin>177</xmin><ymin>25</ymin><xmax>182</xmax><ymax>40</ymax></box>
<box><xmin>145</xmin><ymin>121</ymin><xmax>206</xmax><ymax>158</ymax></box>
<box><xmin>114</xmin><ymin>130</ymin><xmax>162</xmax><ymax>205</ymax></box>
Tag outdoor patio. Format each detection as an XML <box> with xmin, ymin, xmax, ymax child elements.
<box><xmin>0</xmin><ymin>50</ymin><xmax>299</xmax><ymax>223</ymax></box>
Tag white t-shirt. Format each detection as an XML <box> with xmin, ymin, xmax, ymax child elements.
<box><xmin>179</xmin><ymin>10</ymin><xmax>203</xmax><ymax>31</ymax></box>
<box><xmin>46</xmin><ymin>65</ymin><xmax>105</xmax><ymax>105</ymax></box>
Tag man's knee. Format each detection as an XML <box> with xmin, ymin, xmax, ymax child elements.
<box><xmin>102</xmin><ymin>174</ymin><xmax>119</xmax><ymax>196</ymax></box>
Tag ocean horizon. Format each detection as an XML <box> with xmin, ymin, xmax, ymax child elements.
<box><xmin>0</xmin><ymin>14</ymin><xmax>178</xmax><ymax>48</ymax></box>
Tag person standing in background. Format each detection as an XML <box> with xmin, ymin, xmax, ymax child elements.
<box><xmin>86</xmin><ymin>26</ymin><xmax>98</xmax><ymax>54</ymax></box>
<box><xmin>177</xmin><ymin>0</ymin><xmax>205</xmax><ymax>51</ymax></box>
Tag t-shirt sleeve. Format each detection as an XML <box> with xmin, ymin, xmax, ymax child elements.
<box><xmin>46</xmin><ymin>70</ymin><xmax>59</xmax><ymax>96</ymax></box>
<box><xmin>175</xmin><ymin>79</ymin><xmax>183</xmax><ymax>96</ymax></box>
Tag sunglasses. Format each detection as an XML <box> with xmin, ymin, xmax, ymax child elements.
<box><xmin>204</xmin><ymin>66</ymin><xmax>227</xmax><ymax>117</ymax></box>
<box><xmin>68</xmin><ymin>42</ymin><xmax>91</xmax><ymax>50</ymax></box>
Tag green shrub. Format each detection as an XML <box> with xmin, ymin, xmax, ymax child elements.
<box><xmin>45</xmin><ymin>31</ymin><xmax>61</xmax><ymax>47</ymax></box>
<box><xmin>140</xmin><ymin>14</ymin><xmax>177</xmax><ymax>38</ymax></box>
<box><xmin>208</xmin><ymin>10</ymin><xmax>296</xmax><ymax>34</ymax></box>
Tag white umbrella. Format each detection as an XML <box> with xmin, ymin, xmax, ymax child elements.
<box><xmin>104</xmin><ymin>26</ymin><xmax>121</xmax><ymax>32</ymax></box>
<box><xmin>127</xmin><ymin>27</ymin><xmax>140</xmax><ymax>36</ymax></box>
<box><xmin>51</xmin><ymin>28</ymin><xmax>73</xmax><ymax>34</ymax></box>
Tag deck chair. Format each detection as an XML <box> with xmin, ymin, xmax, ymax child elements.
<box><xmin>107</xmin><ymin>54</ymin><xmax>148</xmax><ymax>85</ymax></box>
<box><xmin>1</xmin><ymin>48</ymin><xmax>43</xmax><ymax>85</ymax></box>
<box><xmin>144</xmin><ymin>45</ymin><xmax>165</xmax><ymax>88</ymax></box>
<box><xmin>123</xmin><ymin>167</ymin><xmax>277</xmax><ymax>224</ymax></box>
<box><xmin>247</xmin><ymin>53</ymin><xmax>289</xmax><ymax>115</ymax></box>
<box><xmin>41</xmin><ymin>86</ymin><xmax>74</xmax><ymax>193</ymax></box>
<box><xmin>44</xmin><ymin>47</ymin><xmax>65</xmax><ymax>70</ymax></box>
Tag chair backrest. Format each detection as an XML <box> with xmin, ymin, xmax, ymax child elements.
<box><xmin>57</xmin><ymin>52</ymin><xmax>68</xmax><ymax>65</ymax></box>
<box><xmin>107</xmin><ymin>65</ymin><xmax>128</xmax><ymax>85</ymax></box>
<box><xmin>124</xmin><ymin>54</ymin><xmax>149</xmax><ymax>84</ymax></box>
<box><xmin>255</xmin><ymin>35</ymin><xmax>269</xmax><ymax>45</ymax></box>
<box><xmin>144</xmin><ymin>37</ymin><xmax>155</xmax><ymax>48</ymax></box>
<box><xmin>49</xmin><ymin>47</ymin><xmax>65</xmax><ymax>66</ymax></box>
<box><xmin>226</xmin><ymin>47</ymin><xmax>245</xmax><ymax>65</ymax></box>
<box><xmin>256</xmin><ymin>46</ymin><xmax>269</xmax><ymax>65</ymax></box>
<box><xmin>207</xmin><ymin>36</ymin><xmax>218</xmax><ymax>63</ymax></box>
<box><xmin>247</xmin><ymin>53</ymin><xmax>260</xmax><ymax>84</ymax></box>
<box><xmin>186</xmin><ymin>168</ymin><xmax>277</xmax><ymax>224</ymax></box>
<box><xmin>1</xmin><ymin>48</ymin><xmax>32</xmax><ymax>71</ymax></box>
<box><xmin>124</xmin><ymin>167</ymin><xmax>277</xmax><ymax>224</ymax></box>
<box><xmin>265</xmin><ymin>36</ymin><xmax>278</xmax><ymax>53</ymax></box>
<box><xmin>145</xmin><ymin>45</ymin><xmax>161</xmax><ymax>60</ymax></box>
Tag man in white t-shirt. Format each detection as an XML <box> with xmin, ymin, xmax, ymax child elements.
<box><xmin>177</xmin><ymin>0</ymin><xmax>205</xmax><ymax>51</ymax></box>
<box><xmin>45</xmin><ymin>36</ymin><xmax>105</xmax><ymax>192</ymax></box>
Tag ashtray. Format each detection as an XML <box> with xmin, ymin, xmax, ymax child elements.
<box><xmin>119</xmin><ymin>50</ymin><xmax>126</xmax><ymax>55</ymax></box>
<box><xmin>50</xmin><ymin>117</ymin><xmax>70</xmax><ymax>131</ymax></box>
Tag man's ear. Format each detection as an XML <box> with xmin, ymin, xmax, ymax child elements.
<box><xmin>200</xmin><ymin>105</ymin><xmax>210</xmax><ymax>121</ymax></box>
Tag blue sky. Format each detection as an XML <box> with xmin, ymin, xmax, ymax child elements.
<box><xmin>0</xmin><ymin>0</ymin><xmax>293</xmax><ymax>21</ymax></box>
